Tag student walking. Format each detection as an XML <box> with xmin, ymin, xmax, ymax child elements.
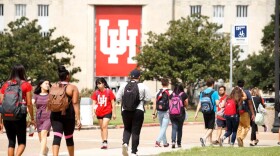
<box><xmin>152</xmin><ymin>78</ymin><xmax>171</xmax><ymax>147</ymax></box>
<box><xmin>50</xmin><ymin>65</ymin><xmax>81</xmax><ymax>156</ymax></box>
<box><xmin>169</xmin><ymin>83</ymin><xmax>188</xmax><ymax>148</ymax></box>
<box><xmin>236</xmin><ymin>80</ymin><xmax>255</xmax><ymax>147</ymax></box>
<box><xmin>194</xmin><ymin>78</ymin><xmax>219</xmax><ymax>147</ymax></box>
<box><xmin>33</xmin><ymin>79</ymin><xmax>52</xmax><ymax>156</ymax></box>
<box><xmin>91</xmin><ymin>77</ymin><xmax>116</xmax><ymax>149</ymax></box>
<box><xmin>0</xmin><ymin>64</ymin><xmax>35</xmax><ymax>156</ymax></box>
<box><xmin>213</xmin><ymin>86</ymin><xmax>227</xmax><ymax>145</ymax></box>
<box><xmin>219</xmin><ymin>87</ymin><xmax>246</xmax><ymax>147</ymax></box>
<box><xmin>250</xmin><ymin>87</ymin><xmax>266</xmax><ymax>146</ymax></box>
<box><xmin>116</xmin><ymin>69</ymin><xmax>151</xmax><ymax>156</ymax></box>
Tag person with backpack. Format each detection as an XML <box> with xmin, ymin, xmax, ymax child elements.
<box><xmin>49</xmin><ymin>65</ymin><xmax>81</xmax><ymax>156</ymax></box>
<box><xmin>236</xmin><ymin>80</ymin><xmax>255</xmax><ymax>147</ymax></box>
<box><xmin>91</xmin><ymin>77</ymin><xmax>116</xmax><ymax>149</ymax></box>
<box><xmin>169</xmin><ymin>83</ymin><xmax>188</xmax><ymax>148</ymax></box>
<box><xmin>152</xmin><ymin>78</ymin><xmax>172</xmax><ymax>147</ymax></box>
<box><xmin>33</xmin><ymin>79</ymin><xmax>52</xmax><ymax>156</ymax></box>
<box><xmin>249</xmin><ymin>87</ymin><xmax>266</xmax><ymax>146</ymax></box>
<box><xmin>116</xmin><ymin>69</ymin><xmax>151</xmax><ymax>156</ymax></box>
<box><xmin>219</xmin><ymin>87</ymin><xmax>246</xmax><ymax>147</ymax></box>
<box><xmin>194</xmin><ymin>78</ymin><xmax>219</xmax><ymax>147</ymax></box>
<box><xmin>0</xmin><ymin>64</ymin><xmax>35</xmax><ymax>156</ymax></box>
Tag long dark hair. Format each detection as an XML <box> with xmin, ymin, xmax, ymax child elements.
<box><xmin>34</xmin><ymin>79</ymin><xmax>51</xmax><ymax>95</ymax></box>
<box><xmin>8</xmin><ymin>64</ymin><xmax>27</xmax><ymax>82</ymax></box>
<box><xmin>58</xmin><ymin>65</ymin><xmax>69</xmax><ymax>81</ymax></box>
<box><xmin>95</xmin><ymin>77</ymin><xmax>110</xmax><ymax>90</ymax></box>
<box><xmin>173</xmin><ymin>83</ymin><xmax>184</xmax><ymax>95</ymax></box>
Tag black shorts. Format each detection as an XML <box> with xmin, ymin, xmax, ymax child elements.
<box><xmin>97</xmin><ymin>113</ymin><xmax>112</xmax><ymax>120</ymax></box>
<box><xmin>203</xmin><ymin>112</ymin><xmax>215</xmax><ymax>129</ymax></box>
<box><xmin>216</xmin><ymin>118</ymin><xmax>226</xmax><ymax>128</ymax></box>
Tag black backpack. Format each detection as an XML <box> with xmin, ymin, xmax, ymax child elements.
<box><xmin>156</xmin><ymin>89</ymin><xmax>170</xmax><ymax>111</ymax></box>
<box><xmin>121</xmin><ymin>81</ymin><xmax>140</xmax><ymax>111</ymax></box>
<box><xmin>1</xmin><ymin>81</ymin><xmax>26</xmax><ymax>120</ymax></box>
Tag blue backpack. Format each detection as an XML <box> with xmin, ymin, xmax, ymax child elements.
<box><xmin>200</xmin><ymin>90</ymin><xmax>215</xmax><ymax>114</ymax></box>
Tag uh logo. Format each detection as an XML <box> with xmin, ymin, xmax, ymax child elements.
<box><xmin>99</xmin><ymin>19</ymin><xmax>138</xmax><ymax>64</ymax></box>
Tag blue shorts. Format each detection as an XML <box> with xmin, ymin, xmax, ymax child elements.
<box><xmin>97</xmin><ymin>113</ymin><xmax>112</xmax><ymax>120</ymax></box>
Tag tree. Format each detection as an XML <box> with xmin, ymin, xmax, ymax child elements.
<box><xmin>0</xmin><ymin>17</ymin><xmax>81</xmax><ymax>85</ymax></box>
<box><xmin>234</xmin><ymin>14</ymin><xmax>279</xmax><ymax>91</ymax></box>
<box><xmin>135</xmin><ymin>15</ymin><xmax>240</xmax><ymax>85</ymax></box>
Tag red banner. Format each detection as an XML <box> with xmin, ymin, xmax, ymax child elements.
<box><xmin>95</xmin><ymin>6</ymin><xmax>142</xmax><ymax>76</ymax></box>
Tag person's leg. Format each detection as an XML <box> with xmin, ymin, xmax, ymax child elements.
<box><xmin>64</xmin><ymin>119</ymin><xmax>75</xmax><ymax>156</ymax></box>
<box><xmin>156</xmin><ymin>111</ymin><xmax>164</xmax><ymax>144</ymax></box>
<box><xmin>98</xmin><ymin>118</ymin><xmax>104</xmax><ymax>140</ymax></box>
<box><xmin>15</xmin><ymin>117</ymin><xmax>27</xmax><ymax>156</ymax></box>
<box><xmin>131</xmin><ymin>110</ymin><xmax>144</xmax><ymax>154</ymax></box>
<box><xmin>4</xmin><ymin>121</ymin><xmax>16</xmax><ymax>156</ymax></box>
<box><xmin>250</xmin><ymin>120</ymin><xmax>257</xmax><ymax>145</ymax></box>
<box><xmin>231</xmin><ymin>115</ymin><xmax>240</xmax><ymax>145</ymax></box>
<box><xmin>239</xmin><ymin>112</ymin><xmax>250</xmax><ymax>140</ymax></box>
<box><xmin>161</xmin><ymin>113</ymin><xmax>170</xmax><ymax>145</ymax></box>
<box><xmin>51</xmin><ymin>117</ymin><xmax>64</xmax><ymax>156</ymax></box>
<box><xmin>176</xmin><ymin>114</ymin><xmax>185</xmax><ymax>146</ymax></box>
<box><xmin>122</xmin><ymin>110</ymin><xmax>133</xmax><ymax>145</ymax></box>
<box><xmin>101</xmin><ymin>117</ymin><xmax>111</xmax><ymax>148</ymax></box>
<box><xmin>39</xmin><ymin>130</ymin><xmax>49</xmax><ymax>155</ymax></box>
<box><xmin>278</xmin><ymin>127</ymin><xmax>280</xmax><ymax>144</ymax></box>
<box><xmin>170</xmin><ymin>117</ymin><xmax>178</xmax><ymax>144</ymax></box>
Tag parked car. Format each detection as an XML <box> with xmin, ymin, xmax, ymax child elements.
<box><xmin>262</xmin><ymin>97</ymin><xmax>275</xmax><ymax>107</ymax></box>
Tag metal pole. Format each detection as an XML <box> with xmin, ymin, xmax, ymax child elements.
<box><xmin>230</xmin><ymin>25</ymin><xmax>233</xmax><ymax>91</ymax></box>
<box><xmin>272</xmin><ymin>0</ymin><xmax>280</xmax><ymax>133</ymax></box>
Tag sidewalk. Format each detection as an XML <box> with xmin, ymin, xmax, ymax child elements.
<box><xmin>0</xmin><ymin>123</ymin><xmax>279</xmax><ymax>156</ymax></box>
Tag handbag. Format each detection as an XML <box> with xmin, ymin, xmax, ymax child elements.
<box><xmin>252</xmin><ymin>97</ymin><xmax>264</xmax><ymax>125</ymax></box>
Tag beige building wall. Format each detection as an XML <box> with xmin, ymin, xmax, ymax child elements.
<box><xmin>0</xmin><ymin>0</ymin><xmax>275</xmax><ymax>96</ymax></box>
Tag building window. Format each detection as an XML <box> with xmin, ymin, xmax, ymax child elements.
<box><xmin>41</xmin><ymin>31</ymin><xmax>49</xmax><ymax>37</ymax></box>
<box><xmin>236</xmin><ymin>5</ymin><xmax>248</xmax><ymax>17</ymax></box>
<box><xmin>15</xmin><ymin>4</ymin><xmax>26</xmax><ymax>17</ymax></box>
<box><xmin>190</xmin><ymin>5</ymin><xmax>201</xmax><ymax>15</ymax></box>
<box><xmin>213</xmin><ymin>5</ymin><xmax>224</xmax><ymax>18</ymax></box>
<box><xmin>0</xmin><ymin>4</ymin><xmax>3</xmax><ymax>16</ymax></box>
<box><xmin>38</xmin><ymin>5</ymin><xmax>49</xmax><ymax>17</ymax></box>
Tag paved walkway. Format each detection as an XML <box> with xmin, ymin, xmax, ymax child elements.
<box><xmin>0</xmin><ymin>122</ymin><xmax>279</xmax><ymax>156</ymax></box>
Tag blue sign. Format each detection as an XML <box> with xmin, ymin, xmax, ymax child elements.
<box><xmin>234</xmin><ymin>25</ymin><xmax>247</xmax><ymax>38</ymax></box>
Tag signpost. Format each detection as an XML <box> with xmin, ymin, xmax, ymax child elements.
<box><xmin>229</xmin><ymin>25</ymin><xmax>248</xmax><ymax>90</ymax></box>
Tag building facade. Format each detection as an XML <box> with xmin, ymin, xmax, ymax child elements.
<box><xmin>0</xmin><ymin>0</ymin><xmax>275</xmax><ymax>94</ymax></box>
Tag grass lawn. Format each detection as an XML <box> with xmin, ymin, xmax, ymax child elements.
<box><xmin>93</xmin><ymin>106</ymin><xmax>204</xmax><ymax>126</ymax></box>
<box><xmin>158</xmin><ymin>146</ymin><xmax>280</xmax><ymax>156</ymax></box>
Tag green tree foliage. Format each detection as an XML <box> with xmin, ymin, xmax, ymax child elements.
<box><xmin>234</xmin><ymin>14</ymin><xmax>278</xmax><ymax>91</ymax></box>
<box><xmin>135</xmin><ymin>15</ymin><xmax>240</xmax><ymax>85</ymax></box>
<box><xmin>0</xmin><ymin>17</ymin><xmax>81</xmax><ymax>85</ymax></box>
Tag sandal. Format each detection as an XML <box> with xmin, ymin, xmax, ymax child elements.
<box><xmin>277</xmin><ymin>142</ymin><xmax>280</xmax><ymax>145</ymax></box>
<box><xmin>254</xmin><ymin>139</ymin><xmax>259</xmax><ymax>145</ymax></box>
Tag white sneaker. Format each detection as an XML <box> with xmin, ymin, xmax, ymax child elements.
<box><xmin>122</xmin><ymin>143</ymin><xmax>128</xmax><ymax>156</ymax></box>
<box><xmin>131</xmin><ymin>153</ymin><xmax>138</xmax><ymax>156</ymax></box>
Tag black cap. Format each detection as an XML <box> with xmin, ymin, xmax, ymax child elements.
<box><xmin>130</xmin><ymin>69</ymin><xmax>141</xmax><ymax>78</ymax></box>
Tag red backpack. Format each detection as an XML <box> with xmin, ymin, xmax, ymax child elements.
<box><xmin>224</xmin><ymin>99</ymin><xmax>238</xmax><ymax>116</ymax></box>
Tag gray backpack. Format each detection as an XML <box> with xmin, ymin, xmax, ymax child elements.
<box><xmin>1</xmin><ymin>81</ymin><xmax>26</xmax><ymax>120</ymax></box>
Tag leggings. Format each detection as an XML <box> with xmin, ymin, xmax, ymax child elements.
<box><xmin>51</xmin><ymin>115</ymin><xmax>75</xmax><ymax>146</ymax></box>
<box><xmin>3</xmin><ymin>116</ymin><xmax>27</xmax><ymax>148</ymax></box>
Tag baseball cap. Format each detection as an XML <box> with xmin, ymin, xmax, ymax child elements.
<box><xmin>130</xmin><ymin>69</ymin><xmax>141</xmax><ymax>78</ymax></box>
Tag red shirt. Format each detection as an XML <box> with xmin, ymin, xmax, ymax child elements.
<box><xmin>217</xmin><ymin>94</ymin><xmax>227</xmax><ymax>120</ymax></box>
<box><xmin>91</xmin><ymin>88</ymin><xmax>115</xmax><ymax>117</ymax></box>
<box><xmin>1</xmin><ymin>80</ymin><xmax>33</xmax><ymax>105</ymax></box>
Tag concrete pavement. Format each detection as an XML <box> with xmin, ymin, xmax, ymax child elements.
<box><xmin>0</xmin><ymin>122</ymin><xmax>279</xmax><ymax>156</ymax></box>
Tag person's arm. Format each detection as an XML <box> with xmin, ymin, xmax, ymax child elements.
<box><xmin>71</xmin><ymin>85</ymin><xmax>81</xmax><ymax>130</ymax></box>
<box><xmin>111</xmin><ymin>99</ymin><xmax>116</xmax><ymax>120</ymax></box>
<box><xmin>241</xmin><ymin>89</ymin><xmax>247</xmax><ymax>101</ymax></box>
<box><xmin>152</xmin><ymin>98</ymin><xmax>157</xmax><ymax>120</ymax></box>
<box><xmin>194</xmin><ymin>101</ymin><xmax>201</xmax><ymax>121</ymax></box>
<box><xmin>26</xmin><ymin>91</ymin><xmax>36</xmax><ymax>127</ymax></box>
<box><xmin>248</xmin><ymin>100</ymin><xmax>255</xmax><ymax>120</ymax></box>
<box><xmin>0</xmin><ymin>94</ymin><xmax>3</xmax><ymax>133</ymax></box>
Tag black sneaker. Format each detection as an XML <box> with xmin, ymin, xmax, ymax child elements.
<box><xmin>200</xmin><ymin>138</ymin><xmax>205</xmax><ymax>147</ymax></box>
<box><xmin>171</xmin><ymin>142</ymin><xmax>175</xmax><ymax>149</ymax></box>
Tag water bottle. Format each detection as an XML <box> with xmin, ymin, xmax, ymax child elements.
<box><xmin>29</xmin><ymin>125</ymin><xmax>35</xmax><ymax>137</ymax></box>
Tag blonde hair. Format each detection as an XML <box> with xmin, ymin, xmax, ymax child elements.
<box><xmin>251</xmin><ymin>87</ymin><xmax>260</xmax><ymax>96</ymax></box>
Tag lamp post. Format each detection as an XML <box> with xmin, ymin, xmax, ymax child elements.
<box><xmin>272</xmin><ymin>0</ymin><xmax>280</xmax><ymax>133</ymax></box>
